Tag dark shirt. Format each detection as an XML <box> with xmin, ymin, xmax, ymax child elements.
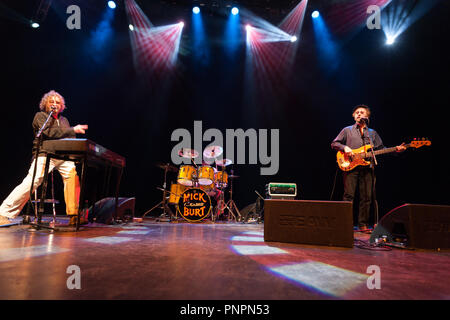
<box><xmin>331</xmin><ymin>124</ymin><xmax>384</xmax><ymax>152</ymax></box>
<box><xmin>32</xmin><ymin>111</ymin><xmax>76</xmax><ymax>156</ymax></box>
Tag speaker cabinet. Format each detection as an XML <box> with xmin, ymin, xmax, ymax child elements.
<box><xmin>88</xmin><ymin>197</ymin><xmax>135</xmax><ymax>224</ymax></box>
<box><xmin>370</xmin><ymin>203</ymin><xmax>450</xmax><ymax>249</ymax></box>
<box><xmin>264</xmin><ymin>200</ymin><xmax>353</xmax><ymax>248</ymax></box>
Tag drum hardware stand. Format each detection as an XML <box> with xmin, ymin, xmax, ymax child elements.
<box><xmin>142</xmin><ymin>164</ymin><xmax>174</xmax><ymax>221</ymax></box>
<box><xmin>211</xmin><ymin>164</ymin><xmax>226</xmax><ymax>222</ymax></box>
<box><xmin>224</xmin><ymin>169</ymin><xmax>241</xmax><ymax>222</ymax></box>
<box><xmin>254</xmin><ymin>190</ymin><xmax>265</xmax><ymax>223</ymax></box>
<box><xmin>213</xmin><ymin>189</ymin><xmax>226</xmax><ymax>222</ymax></box>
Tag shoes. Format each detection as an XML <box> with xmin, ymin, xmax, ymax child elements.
<box><xmin>68</xmin><ymin>215</ymin><xmax>88</xmax><ymax>226</ymax></box>
<box><xmin>0</xmin><ymin>215</ymin><xmax>12</xmax><ymax>226</ymax></box>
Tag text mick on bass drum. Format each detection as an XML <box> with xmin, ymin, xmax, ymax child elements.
<box><xmin>176</xmin><ymin>188</ymin><xmax>212</xmax><ymax>222</ymax></box>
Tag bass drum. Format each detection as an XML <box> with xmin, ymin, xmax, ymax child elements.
<box><xmin>177</xmin><ymin>188</ymin><xmax>212</xmax><ymax>222</ymax></box>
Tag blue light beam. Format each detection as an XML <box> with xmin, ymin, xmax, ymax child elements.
<box><xmin>191</xmin><ymin>6</ymin><xmax>210</xmax><ymax>65</ymax></box>
<box><xmin>312</xmin><ymin>13</ymin><xmax>339</xmax><ymax>73</ymax></box>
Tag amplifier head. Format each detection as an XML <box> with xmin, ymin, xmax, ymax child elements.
<box><xmin>266</xmin><ymin>182</ymin><xmax>297</xmax><ymax>199</ymax></box>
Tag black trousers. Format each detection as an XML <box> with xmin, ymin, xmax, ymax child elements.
<box><xmin>342</xmin><ymin>166</ymin><xmax>375</xmax><ymax>227</ymax></box>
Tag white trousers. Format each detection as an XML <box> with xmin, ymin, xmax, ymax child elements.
<box><xmin>0</xmin><ymin>156</ymin><xmax>80</xmax><ymax>219</ymax></box>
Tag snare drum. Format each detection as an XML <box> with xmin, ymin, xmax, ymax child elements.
<box><xmin>198</xmin><ymin>166</ymin><xmax>214</xmax><ymax>185</ymax></box>
<box><xmin>168</xmin><ymin>183</ymin><xmax>187</xmax><ymax>204</ymax></box>
<box><xmin>214</xmin><ymin>171</ymin><xmax>228</xmax><ymax>188</ymax></box>
<box><xmin>178</xmin><ymin>165</ymin><xmax>196</xmax><ymax>186</ymax></box>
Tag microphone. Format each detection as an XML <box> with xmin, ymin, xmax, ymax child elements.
<box><xmin>50</xmin><ymin>106</ymin><xmax>57</xmax><ymax>112</ymax></box>
<box><xmin>360</xmin><ymin>117</ymin><xmax>369</xmax><ymax>124</ymax></box>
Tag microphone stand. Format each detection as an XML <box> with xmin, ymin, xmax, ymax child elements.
<box><xmin>364</xmin><ymin>124</ymin><xmax>379</xmax><ymax>228</ymax></box>
<box><xmin>25</xmin><ymin>110</ymin><xmax>54</xmax><ymax>228</ymax></box>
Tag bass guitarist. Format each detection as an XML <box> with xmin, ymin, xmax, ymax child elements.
<box><xmin>331</xmin><ymin>104</ymin><xmax>406</xmax><ymax>233</ymax></box>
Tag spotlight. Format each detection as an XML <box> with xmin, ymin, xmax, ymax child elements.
<box><xmin>290</xmin><ymin>35</ymin><xmax>297</xmax><ymax>42</ymax></box>
<box><xmin>312</xmin><ymin>11</ymin><xmax>319</xmax><ymax>19</ymax></box>
<box><xmin>179</xmin><ymin>21</ymin><xmax>184</xmax><ymax>28</ymax></box>
<box><xmin>245</xmin><ymin>24</ymin><xmax>251</xmax><ymax>31</ymax></box>
<box><xmin>129</xmin><ymin>24</ymin><xmax>134</xmax><ymax>31</ymax></box>
<box><xmin>386</xmin><ymin>36</ymin><xmax>395</xmax><ymax>45</ymax></box>
<box><xmin>31</xmin><ymin>22</ymin><xmax>40</xmax><ymax>28</ymax></box>
<box><xmin>108</xmin><ymin>1</ymin><xmax>116</xmax><ymax>9</ymax></box>
<box><xmin>231</xmin><ymin>7</ymin><xmax>239</xmax><ymax>15</ymax></box>
<box><xmin>192</xmin><ymin>6</ymin><xmax>200</xmax><ymax>14</ymax></box>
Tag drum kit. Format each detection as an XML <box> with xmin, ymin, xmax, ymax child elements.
<box><xmin>143</xmin><ymin>146</ymin><xmax>241</xmax><ymax>223</ymax></box>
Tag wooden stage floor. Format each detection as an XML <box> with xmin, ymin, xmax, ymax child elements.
<box><xmin>0</xmin><ymin>216</ymin><xmax>449</xmax><ymax>301</ymax></box>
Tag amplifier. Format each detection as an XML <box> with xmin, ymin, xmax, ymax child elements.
<box><xmin>266</xmin><ymin>182</ymin><xmax>297</xmax><ymax>199</ymax></box>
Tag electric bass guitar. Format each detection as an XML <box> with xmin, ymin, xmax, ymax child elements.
<box><xmin>336</xmin><ymin>138</ymin><xmax>431</xmax><ymax>171</ymax></box>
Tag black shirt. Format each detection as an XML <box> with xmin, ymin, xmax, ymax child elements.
<box><xmin>32</xmin><ymin>111</ymin><xmax>76</xmax><ymax>156</ymax></box>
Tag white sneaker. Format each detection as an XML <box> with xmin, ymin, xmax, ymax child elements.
<box><xmin>0</xmin><ymin>215</ymin><xmax>12</xmax><ymax>226</ymax></box>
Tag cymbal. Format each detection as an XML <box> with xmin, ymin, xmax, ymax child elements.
<box><xmin>178</xmin><ymin>148</ymin><xmax>199</xmax><ymax>159</ymax></box>
<box><xmin>229</xmin><ymin>175</ymin><xmax>240</xmax><ymax>179</ymax></box>
<box><xmin>203</xmin><ymin>145</ymin><xmax>223</xmax><ymax>159</ymax></box>
<box><xmin>155</xmin><ymin>162</ymin><xmax>178</xmax><ymax>172</ymax></box>
<box><xmin>215</xmin><ymin>158</ymin><xmax>232</xmax><ymax>166</ymax></box>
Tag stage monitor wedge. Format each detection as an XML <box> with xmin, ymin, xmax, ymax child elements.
<box><xmin>87</xmin><ymin>197</ymin><xmax>135</xmax><ymax>224</ymax></box>
<box><xmin>264</xmin><ymin>199</ymin><xmax>353</xmax><ymax>248</ymax></box>
<box><xmin>370</xmin><ymin>203</ymin><xmax>450</xmax><ymax>249</ymax></box>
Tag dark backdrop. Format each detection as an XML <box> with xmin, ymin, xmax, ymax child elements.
<box><xmin>1</xmin><ymin>0</ymin><xmax>448</xmax><ymax>225</ymax></box>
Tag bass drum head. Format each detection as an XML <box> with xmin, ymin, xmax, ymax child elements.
<box><xmin>177</xmin><ymin>188</ymin><xmax>211</xmax><ymax>223</ymax></box>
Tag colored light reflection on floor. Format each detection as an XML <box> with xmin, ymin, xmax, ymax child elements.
<box><xmin>269</xmin><ymin>262</ymin><xmax>368</xmax><ymax>297</ymax></box>
<box><xmin>230</xmin><ymin>235</ymin><xmax>265</xmax><ymax>242</ymax></box>
<box><xmin>241</xmin><ymin>231</ymin><xmax>264</xmax><ymax>236</ymax></box>
<box><xmin>230</xmin><ymin>244</ymin><xmax>288</xmax><ymax>255</ymax></box>
<box><xmin>0</xmin><ymin>245</ymin><xmax>70</xmax><ymax>262</ymax></box>
<box><xmin>117</xmin><ymin>230</ymin><xmax>151</xmax><ymax>235</ymax></box>
<box><xmin>230</xmin><ymin>232</ymin><xmax>368</xmax><ymax>297</ymax></box>
<box><xmin>83</xmin><ymin>236</ymin><xmax>134</xmax><ymax>244</ymax></box>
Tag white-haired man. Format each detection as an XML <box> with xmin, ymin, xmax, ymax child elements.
<box><xmin>0</xmin><ymin>90</ymin><xmax>88</xmax><ymax>226</ymax></box>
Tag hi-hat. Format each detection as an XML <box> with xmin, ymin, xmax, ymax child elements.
<box><xmin>203</xmin><ymin>145</ymin><xmax>223</xmax><ymax>159</ymax></box>
<box><xmin>178</xmin><ymin>148</ymin><xmax>199</xmax><ymax>158</ymax></box>
<box><xmin>215</xmin><ymin>158</ymin><xmax>232</xmax><ymax>167</ymax></box>
<box><xmin>155</xmin><ymin>162</ymin><xmax>178</xmax><ymax>172</ymax></box>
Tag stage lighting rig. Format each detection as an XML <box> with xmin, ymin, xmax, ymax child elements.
<box><xmin>108</xmin><ymin>1</ymin><xmax>117</xmax><ymax>9</ymax></box>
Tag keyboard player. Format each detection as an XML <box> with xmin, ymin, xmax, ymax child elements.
<box><xmin>0</xmin><ymin>90</ymin><xmax>88</xmax><ymax>227</ymax></box>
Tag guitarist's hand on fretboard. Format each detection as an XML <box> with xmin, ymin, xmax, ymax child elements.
<box><xmin>396</xmin><ymin>143</ymin><xmax>407</xmax><ymax>152</ymax></box>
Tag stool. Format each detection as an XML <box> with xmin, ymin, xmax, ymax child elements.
<box><xmin>31</xmin><ymin>170</ymin><xmax>59</xmax><ymax>225</ymax></box>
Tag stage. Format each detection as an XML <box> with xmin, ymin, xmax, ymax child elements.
<box><xmin>1</xmin><ymin>0</ymin><xmax>450</xmax><ymax>310</ymax></box>
<box><xmin>0</xmin><ymin>217</ymin><xmax>448</xmax><ymax>300</ymax></box>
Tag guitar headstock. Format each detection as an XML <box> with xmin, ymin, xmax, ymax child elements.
<box><xmin>410</xmin><ymin>138</ymin><xmax>431</xmax><ymax>148</ymax></box>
